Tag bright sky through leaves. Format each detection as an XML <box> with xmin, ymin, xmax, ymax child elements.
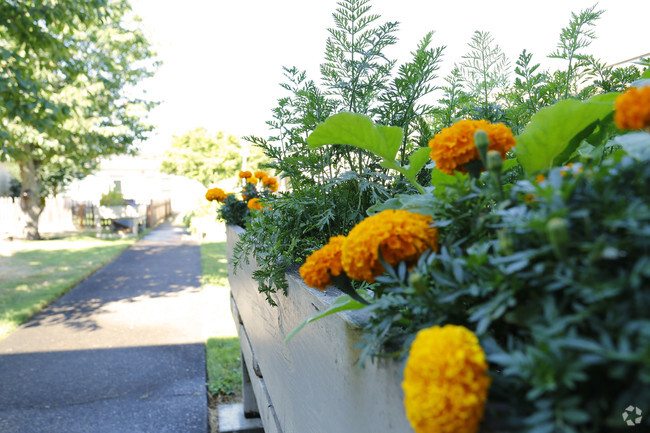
<box><xmin>130</xmin><ymin>0</ymin><xmax>649</xmax><ymax>155</ymax></box>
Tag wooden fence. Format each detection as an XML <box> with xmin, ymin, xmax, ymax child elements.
<box><xmin>0</xmin><ymin>197</ymin><xmax>172</xmax><ymax>237</ymax></box>
<box><xmin>0</xmin><ymin>196</ymin><xmax>77</xmax><ymax>236</ymax></box>
<box><xmin>147</xmin><ymin>199</ymin><xmax>172</xmax><ymax>228</ymax></box>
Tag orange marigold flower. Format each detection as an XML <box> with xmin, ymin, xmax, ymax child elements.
<box><xmin>254</xmin><ymin>170</ymin><xmax>268</xmax><ymax>180</ymax></box>
<box><xmin>205</xmin><ymin>187</ymin><xmax>227</xmax><ymax>202</ymax></box>
<box><xmin>238</xmin><ymin>170</ymin><xmax>252</xmax><ymax>179</ymax></box>
<box><xmin>341</xmin><ymin>209</ymin><xmax>438</xmax><ymax>283</ymax></box>
<box><xmin>247</xmin><ymin>198</ymin><xmax>262</xmax><ymax>211</ymax></box>
<box><xmin>428</xmin><ymin>119</ymin><xmax>516</xmax><ymax>175</ymax></box>
<box><xmin>536</xmin><ymin>174</ymin><xmax>546</xmax><ymax>183</ymax></box>
<box><xmin>403</xmin><ymin>325</ymin><xmax>491</xmax><ymax>433</ymax></box>
<box><xmin>263</xmin><ymin>176</ymin><xmax>279</xmax><ymax>192</ymax></box>
<box><xmin>299</xmin><ymin>236</ymin><xmax>346</xmax><ymax>290</ymax></box>
<box><xmin>246</xmin><ymin>176</ymin><xmax>258</xmax><ymax>185</ymax></box>
<box><xmin>614</xmin><ymin>86</ymin><xmax>650</xmax><ymax>130</ymax></box>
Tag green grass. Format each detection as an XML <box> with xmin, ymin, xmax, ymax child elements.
<box><xmin>200</xmin><ymin>240</ymin><xmax>228</xmax><ymax>287</ymax></box>
<box><xmin>205</xmin><ymin>336</ymin><xmax>241</xmax><ymax>400</ymax></box>
<box><xmin>0</xmin><ymin>234</ymin><xmax>136</xmax><ymax>339</ymax></box>
<box><xmin>200</xmin><ymin>233</ymin><xmax>243</xmax><ymax>403</ymax></box>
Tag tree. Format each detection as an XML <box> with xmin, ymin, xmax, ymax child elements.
<box><xmin>161</xmin><ymin>128</ymin><xmax>266</xmax><ymax>187</ymax></box>
<box><xmin>0</xmin><ymin>0</ymin><xmax>158</xmax><ymax>239</ymax></box>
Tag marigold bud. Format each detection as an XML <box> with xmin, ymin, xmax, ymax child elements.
<box><xmin>408</xmin><ymin>272</ymin><xmax>428</xmax><ymax>294</ymax></box>
<box><xmin>486</xmin><ymin>150</ymin><xmax>503</xmax><ymax>172</ymax></box>
<box><xmin>547</xmin><ymin>217</ymin><xmax>569</xmax><ymax>258</ymax></box>
<box><xmin>474</xmin><ymin>129</ymin><xmax>490</xmax><ymax>165</ymax></box>
<box><xmin>497</xmin><ymin>229</ymin><xmax>513</xmax><ymax>255</ymax></box>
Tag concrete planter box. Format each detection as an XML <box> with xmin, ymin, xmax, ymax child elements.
<box><xmin>97</xmin><ymin>205</ymin><xmax>147</xmax><ymax>237</ymax></box>
<box><xmin>226</xmin><ymin>225</ymin><xmax>414</xmax><ymax>433</ymax></box>
<box><xmin>98</xmin><ymin>204</ymin><xmax>146</xmax><ymax>219</ymax></box>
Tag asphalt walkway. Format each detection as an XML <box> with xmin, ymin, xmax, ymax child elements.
<box><xmin>0</xmin><ymin>221</ymin><xmax>213</xmax><ymax>433</ymax></box>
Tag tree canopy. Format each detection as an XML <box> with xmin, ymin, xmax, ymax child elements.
<box><xmin>161</xmin><ymin>128</ymin><xmax>267</xmax><ymax>187</ymax></box>
<box><xmin>0</xmin><ymin>0</ymin><xmax>158</xmax><ymax>238</ymax></box>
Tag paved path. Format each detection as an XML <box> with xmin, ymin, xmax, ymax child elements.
<box><xmin>0</xmin><ymin>221</ymin><xmax>213</xmax><ymax>433</ymax></box>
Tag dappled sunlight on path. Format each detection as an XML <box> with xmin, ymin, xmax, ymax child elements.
<box><xmin>0</xmin><ymin>221</ymin><xmax>210</xmax><ymax>432</ymax></box>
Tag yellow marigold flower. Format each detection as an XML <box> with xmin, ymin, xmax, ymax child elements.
<box><xmin>205</xmin><ymin>187</ymin><xmax>226</xmax><ymax>202</ymax></box>
<box><xmin>246</xmin><ymin>176</ymin><xmax>258</xmax><ymax>185</ymax></box>
<box><xmin>428</xmin><ymin>119</ymin><xmax>516</xmax><ymax>175</ymax></box>
<box><xmin>403</xmin><ymin>325</ymin><xmax>491</xmax><ymax>433</ymax></box>
<box><xmin>299</xmin><ymin>235</ymin><xmax>346</xmax><ymax>290</ymax></box>
<box><xmin>247</xmin><ymin>198</ymin><xmax>262</xmax><ymax>211</ymax></box>
<box><xmin>614</xmin><ymin>86</ymin><xmax>650</xmax><ymax>130</ymax></box>
<box><xmin>254</xmin><ymin>170</ymin><xmax>268</xmax><ymax>180</ymax></box>
<box><xmin>341</xmin><ymin>210</ymin><xmax>438</xmax><ymax>283</ymax></box>
<box><xmin>239</xmin><ymin>170</ymin><xmax>252</xmax><ymax>179</ymax></box>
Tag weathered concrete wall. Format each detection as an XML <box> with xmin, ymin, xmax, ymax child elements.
<box><xmin>227</xmin><ymin>225</ymin><xmax>414</xmax><ymax>433</ymax></box>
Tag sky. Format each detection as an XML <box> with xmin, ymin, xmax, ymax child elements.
<box><xmin>129</xmin><ymin>0</ymin><xmax>649</xmax><ymax>157</ymax></box>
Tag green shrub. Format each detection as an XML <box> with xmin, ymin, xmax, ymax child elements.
<box><xmin>99</xmin><ymin>185</ymin><xmax>125</xmax><ymax>206</ymax></box>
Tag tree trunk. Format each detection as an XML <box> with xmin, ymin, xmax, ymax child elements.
<box><xmin>19</xmin><ymin>157</ymin><xmax>44</xmax><ymax>240</ymax></box>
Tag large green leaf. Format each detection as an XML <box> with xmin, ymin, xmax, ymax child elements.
<box><xmin>516</xmin><ymin>94</ymin><xmax>617</xmax><ymax>173</ymax></box>
<box><xmin>307</xmin><ymin>112</ymin><xmax>403</xmax><ymax>161</ymax></box>
<box><xmin>284</xmin><ymin>295</ymin><xmax>367</xmax><ymax>343</ymax></box>
<box><xmin>379</xmin><ymin>146</ymin><xmax>430</xmax><ymax>192</ymax></box>
<box><xmin>403</xmin><ymin>147</ymin><xmax>432</xmax><ymax>180</ymax></box>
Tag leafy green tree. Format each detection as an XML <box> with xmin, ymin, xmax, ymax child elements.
<box><xmin>0</xmin><ymin>0</ymin><xmax>158</xmax><ymax>239</ymax></box>
<box><xmin>161</xmin><ymin>128</ymin><xmax>265</xmax><ymax>187</ymax></box>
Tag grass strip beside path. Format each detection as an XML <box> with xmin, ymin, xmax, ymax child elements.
<box><xmin>206</xmin><ymin>336</ymin><xmax>241</xmax><ymax>401</ymax></box>
<box><xmin>0</xmin><ymin>233</ymin><xmax>136</xmax><ymax>339</ymax></box>
<box><xmin>200</xmin><ymin>229</ymin><xmax>242</xmax><ymax>404</ymax></box>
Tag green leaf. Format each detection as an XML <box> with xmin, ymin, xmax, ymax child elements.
<box><xmin>613</xmin><ymin>132</ymin><xmax>650</xmax><ymax>161</ymax></box>
<box><xmin>403</xmin><ymin>147</ymin><xmax>431</xmax><ymax>180</ymax></box>
<box><xmin>307</xmin><ymin>112</ymin><xmax>403</xmax><ymax>161</ymax></box>
<box><xmin>502</xmin><ymin>158</ymin><xmax>519</xmax><ymax>172</ymax></box>
<box><xmin>379</xmin><ymin>146</ymin><xmax>430</xmax><ymax>191</ymax></box>
<box><xmin>516</xmin><ymin>94</ymin><xmax>617</xmax><ymax>173</ymax></box>
<box><xmin>368</xmin><ymin>193</ymin><xmax>438</xmax><ymax>217</ymax></box>
<box><xmin>284</xmin><ymin>295</ymin><xmax>367</xmax><ymax>343</ymax></box>
<box><xmin>430</xmin><ymin>167</ymin><xmax>466</xmax><ymax>195</ymax></box>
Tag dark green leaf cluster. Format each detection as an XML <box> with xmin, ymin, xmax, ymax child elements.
<box><xmin>217</xmin><ymin>193</ymin><xmax>250</xmax><ymax>228</ymax></box>
<box><xmin>361</xmin><ymin>156</ymin><xmax>650</xmax><ymax>432</ymax></box>
<box><xmin>233</xmin><ymin>173</ymin><xmax>392</xmax><ymax>304</ymax></box>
